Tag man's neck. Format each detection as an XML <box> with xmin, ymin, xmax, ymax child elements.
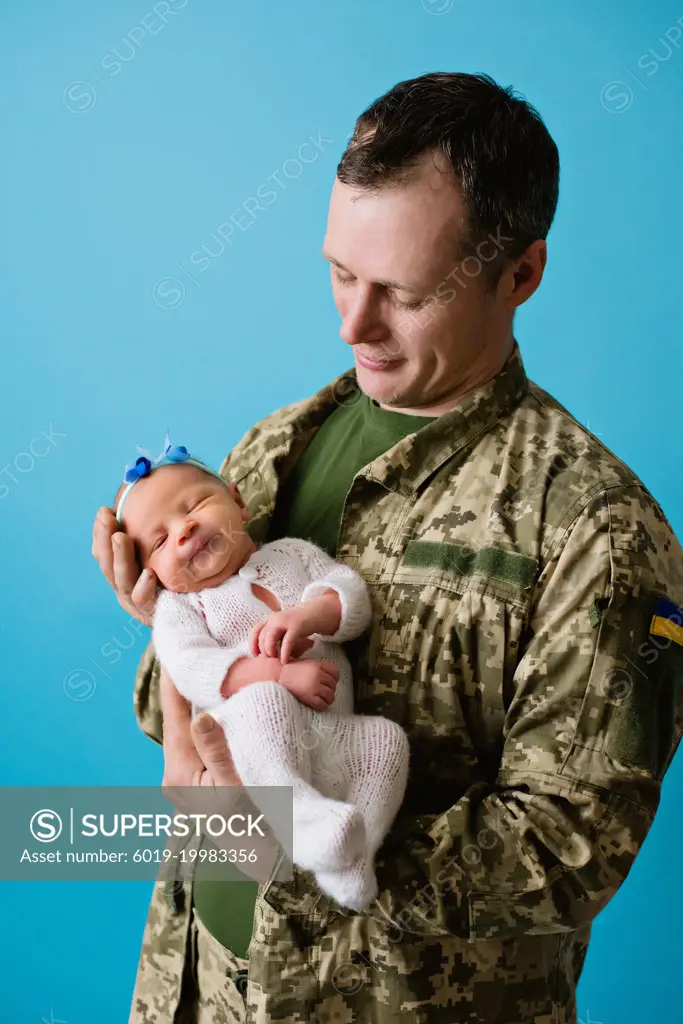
<box><xmin>378</xmin><ymin>337</ymin><xmax>515</xmax><ymax>417</ymax></box>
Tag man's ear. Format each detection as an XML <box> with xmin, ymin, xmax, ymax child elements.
<box><xmin>501</xmin><ymin>239</ymin><xmax>547</xmax><ymax>310</ymax></box>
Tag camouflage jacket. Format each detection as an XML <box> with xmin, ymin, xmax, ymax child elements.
<box><xmin>130</xmin><ymin>342</ymin><xmax>683</xmax><ymax>1023</ymax></box>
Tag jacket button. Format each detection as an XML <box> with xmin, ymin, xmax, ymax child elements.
<box><xmin>227</xmin><ymin>968</ymin><xmax>249</xmax><ymax>996</ymax></box>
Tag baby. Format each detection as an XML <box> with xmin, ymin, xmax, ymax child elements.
<box><xmin>113</xmin><ymin>435</ymin><xmax>409</xmax><ymax>910</ymax></box>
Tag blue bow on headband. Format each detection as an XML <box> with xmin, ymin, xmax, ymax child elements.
<box><xmin>116</xmin><ymin>431</ymin><xmax>226</xmax><ymax>523</ymax></box>
<box><xmin>123</xmin><ymin>438</ymin><xmax>190</xmax><ymax>483</ymax></box>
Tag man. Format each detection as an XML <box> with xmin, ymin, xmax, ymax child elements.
<box><xmin>93</xmin><ymin>72</ymin><xmax>683</xmax><ymax>1023</ymax></box>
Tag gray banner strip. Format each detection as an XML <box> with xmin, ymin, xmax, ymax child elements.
<box><xmin>0</xmin><ymin>786</ymin><xmax>293</xmax><ymax>882</ymax></box>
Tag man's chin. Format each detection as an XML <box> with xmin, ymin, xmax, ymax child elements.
<box><xmin>355</xmin><ymin>361</ymin><xmax>412</xmax><ymax>408</ymax></box>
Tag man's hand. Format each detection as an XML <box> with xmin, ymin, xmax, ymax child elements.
<box><xmin>189</xmin><ymin>712</ymin><xmax>243</xmax><ymax>787</ymax></box>
<box><xmin>160</xmin><ymin>670</ymin><xmax>280</xmax><ymax>883</ymax></box>
<box><xmin>161</xmin><ymin>666</ymin><xmax>209</xmax><ymax>787</ymax></box>
<box><xmin>189</xmin><ymin>714</ymin><xmax>283</xmax><ymax>883</ymax></box>
<box><xmin>162</xmin><ymin>745</ymin><xmax>205</xmax><ymax>789</ymax></box>
<box><xmin>91</xmin><ymin>505</ymin><xmax>158</xmax><ymax>626</ymax></box>
<box><xmin>161</xmin><ymin>666</ymin><xmax>244</xmax><ymax>789</ymax></box>
<box><xmin>161</xmin><ymin>666</ymin><xmax>244</xmax><ymax>790</ymax></box>
<box><xmin>250</xmin><ymin>591</ymin><xmax>342</xmax><ymax>663</ymax></box>
<box><xmin>279</xmin><ymin>658</ymin><xmax>339</xmax><ymax>710</ymax></box>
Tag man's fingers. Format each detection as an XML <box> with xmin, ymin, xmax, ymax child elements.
<box><xmin>130</xmin><ymin>568</ymin><xmax>158</xmax><ymax>625</ymax></box>
<box><xmin>92</xmin><ymin>507</ymin><xmax>119</xmax><ymax>588</ymax></box>
<box><xmin>112</xmin><ymin>531</ymin><xmax>142</xmax><ymax>600</ymax></box>
<box><xmin>190</xmin><ymin>713</ymin><xmax>241</xmax><ymax>786</ymax></box>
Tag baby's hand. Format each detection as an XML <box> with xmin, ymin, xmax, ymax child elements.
<box><xmin>250</xmin><ymin>607</ymin><xmax>315</xmax><ymax>664</ymax></box>
<box><xmin>279</xmin><ymin>659</ymin><xmax>339</xmax><ymax>711</ymax></box>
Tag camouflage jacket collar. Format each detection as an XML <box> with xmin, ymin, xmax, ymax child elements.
<box><xmin>358</xmin><ymin>340</ymin><xmax>529</xmax><ymax>495</ymax></box>
<box><xmin>237</xmin><ymin>340</ymin><xmax>529</xmax><ymax>500</ymax></box>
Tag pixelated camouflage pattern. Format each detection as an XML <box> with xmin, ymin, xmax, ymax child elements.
<box><xmin>128</xmin><ymin>878</ymin><xmax>192</xmax><ymax>1023</ymax></box>
<box><xmin>129</xmin><ymin>341</ymin><xmax>683</xmax><ymax>1022</ymax></box>
<box><xmin>192</xmin><ymin>908</ymin><xmax>250</xmax><ymax>1022</ymax></box>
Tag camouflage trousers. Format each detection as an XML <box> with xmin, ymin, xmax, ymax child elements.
<box><xmin>129</xmin><ymin>880</ymin><xmax>587</xmax><ymax>1022</ymax></box>
<box><xmin>172</xmin><ymin>904</ymin><xmax>250</xmax><ymax>1024</ymax></box>
<box><xmin>189</xmin><ymin>909</ymin><xmax>250</xmax><ymax>1023</ymax></box>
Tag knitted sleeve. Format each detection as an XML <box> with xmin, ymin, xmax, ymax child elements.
<box><xmin>290</xmin><ymin>538</ymin><xmax>373</xmax><ymax>643</ymax></box>
<box><xmin>152</xmin><ymin>589</ymin><xmax>250</xmax><ymax>711</ymax></box>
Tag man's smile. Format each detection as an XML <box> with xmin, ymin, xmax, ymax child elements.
<box><xmin>355</xmin><ymin>350</ymin><xmax>403</xmax><ymax>371</ymax></box>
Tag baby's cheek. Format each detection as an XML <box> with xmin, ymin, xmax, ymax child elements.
<box><xmin>159</xmin><ymin>558</ymin><xmax>184</xmax><ymax>593</ymax></box>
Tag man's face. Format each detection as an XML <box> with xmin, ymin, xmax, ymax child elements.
<box><xmin>323</xmin><ymin>152</ymin><xmax>513</xmax><ymax>413</ymax></box>
<box><xmin>120</xmin><ymin>464</ymin><xmax>253</xmax><ymax>593</ymax></box>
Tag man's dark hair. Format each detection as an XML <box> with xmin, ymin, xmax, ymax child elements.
<box><xmin>337</xmin><ymin>72</ymin><xmax>559</xmax><ymax>286</ymax></box>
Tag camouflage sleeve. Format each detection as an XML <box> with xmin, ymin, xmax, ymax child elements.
<box><xmin>370</xmin><ymin>485</ymin><xmax>683</xmax><ymax>943</ymax></box>
<box><xmin>133</xmin><ymin>640</ymin><xmax>163</xmax><ymax>746</ymax></box>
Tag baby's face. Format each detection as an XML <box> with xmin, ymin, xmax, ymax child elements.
<box><xmin>119</xmin><ymin>464</ymin><xmax>255</xmax><ymax>593</ymax></box>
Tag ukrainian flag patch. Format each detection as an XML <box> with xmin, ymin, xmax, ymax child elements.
<box><xmin>650</xmin><ymin>596</ymin><xmax>683</xmax><ymax>647</ymax></box>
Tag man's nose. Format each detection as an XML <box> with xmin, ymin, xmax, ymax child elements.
<box><xmin>339</xmin><ymin>287</ymin><xmax>389</xmax><ymax>347</ymax></box>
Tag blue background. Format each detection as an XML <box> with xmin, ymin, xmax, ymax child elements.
<box><xmin>1</xmin><ymin>0</ymin><xmax>682</xmax><ymax>1020</ymax></box>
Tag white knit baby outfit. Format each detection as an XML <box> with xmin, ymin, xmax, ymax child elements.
<box><xmin>152</xmin><ymin>537</ymin><xmax>409</xmax><ymax>910</ymax></box>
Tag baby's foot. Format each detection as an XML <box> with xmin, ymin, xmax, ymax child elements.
<box><xmin>315</xmin><ymin>857</ymin><xmax>379</xmax><ymax>912</ymax></box>
<box><xmin>293</xmin><ymin>798</ymin><xmax>366</xmax><ymax>873</ymax></box>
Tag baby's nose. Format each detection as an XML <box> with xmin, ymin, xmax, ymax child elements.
<box><xmin>178</xmin><ymin>519</ymin><xmax>197</xmax><ymax>544</ymax></box>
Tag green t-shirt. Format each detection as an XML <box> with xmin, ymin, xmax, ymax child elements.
<box><xmin>192</xmin><ymin>391</ymin><xmax>436</xmax><ymax>955</ymax></box>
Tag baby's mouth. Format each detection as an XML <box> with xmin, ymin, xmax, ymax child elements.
<box><xmin>186</xmin><ymin>535</ymin><xmax>211</xmax><ymax>566</ymax></box>
<box><xmin>188</xmin><ymin>532</ymin><xmax>229</xmax><ymax>572</ymax></box>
